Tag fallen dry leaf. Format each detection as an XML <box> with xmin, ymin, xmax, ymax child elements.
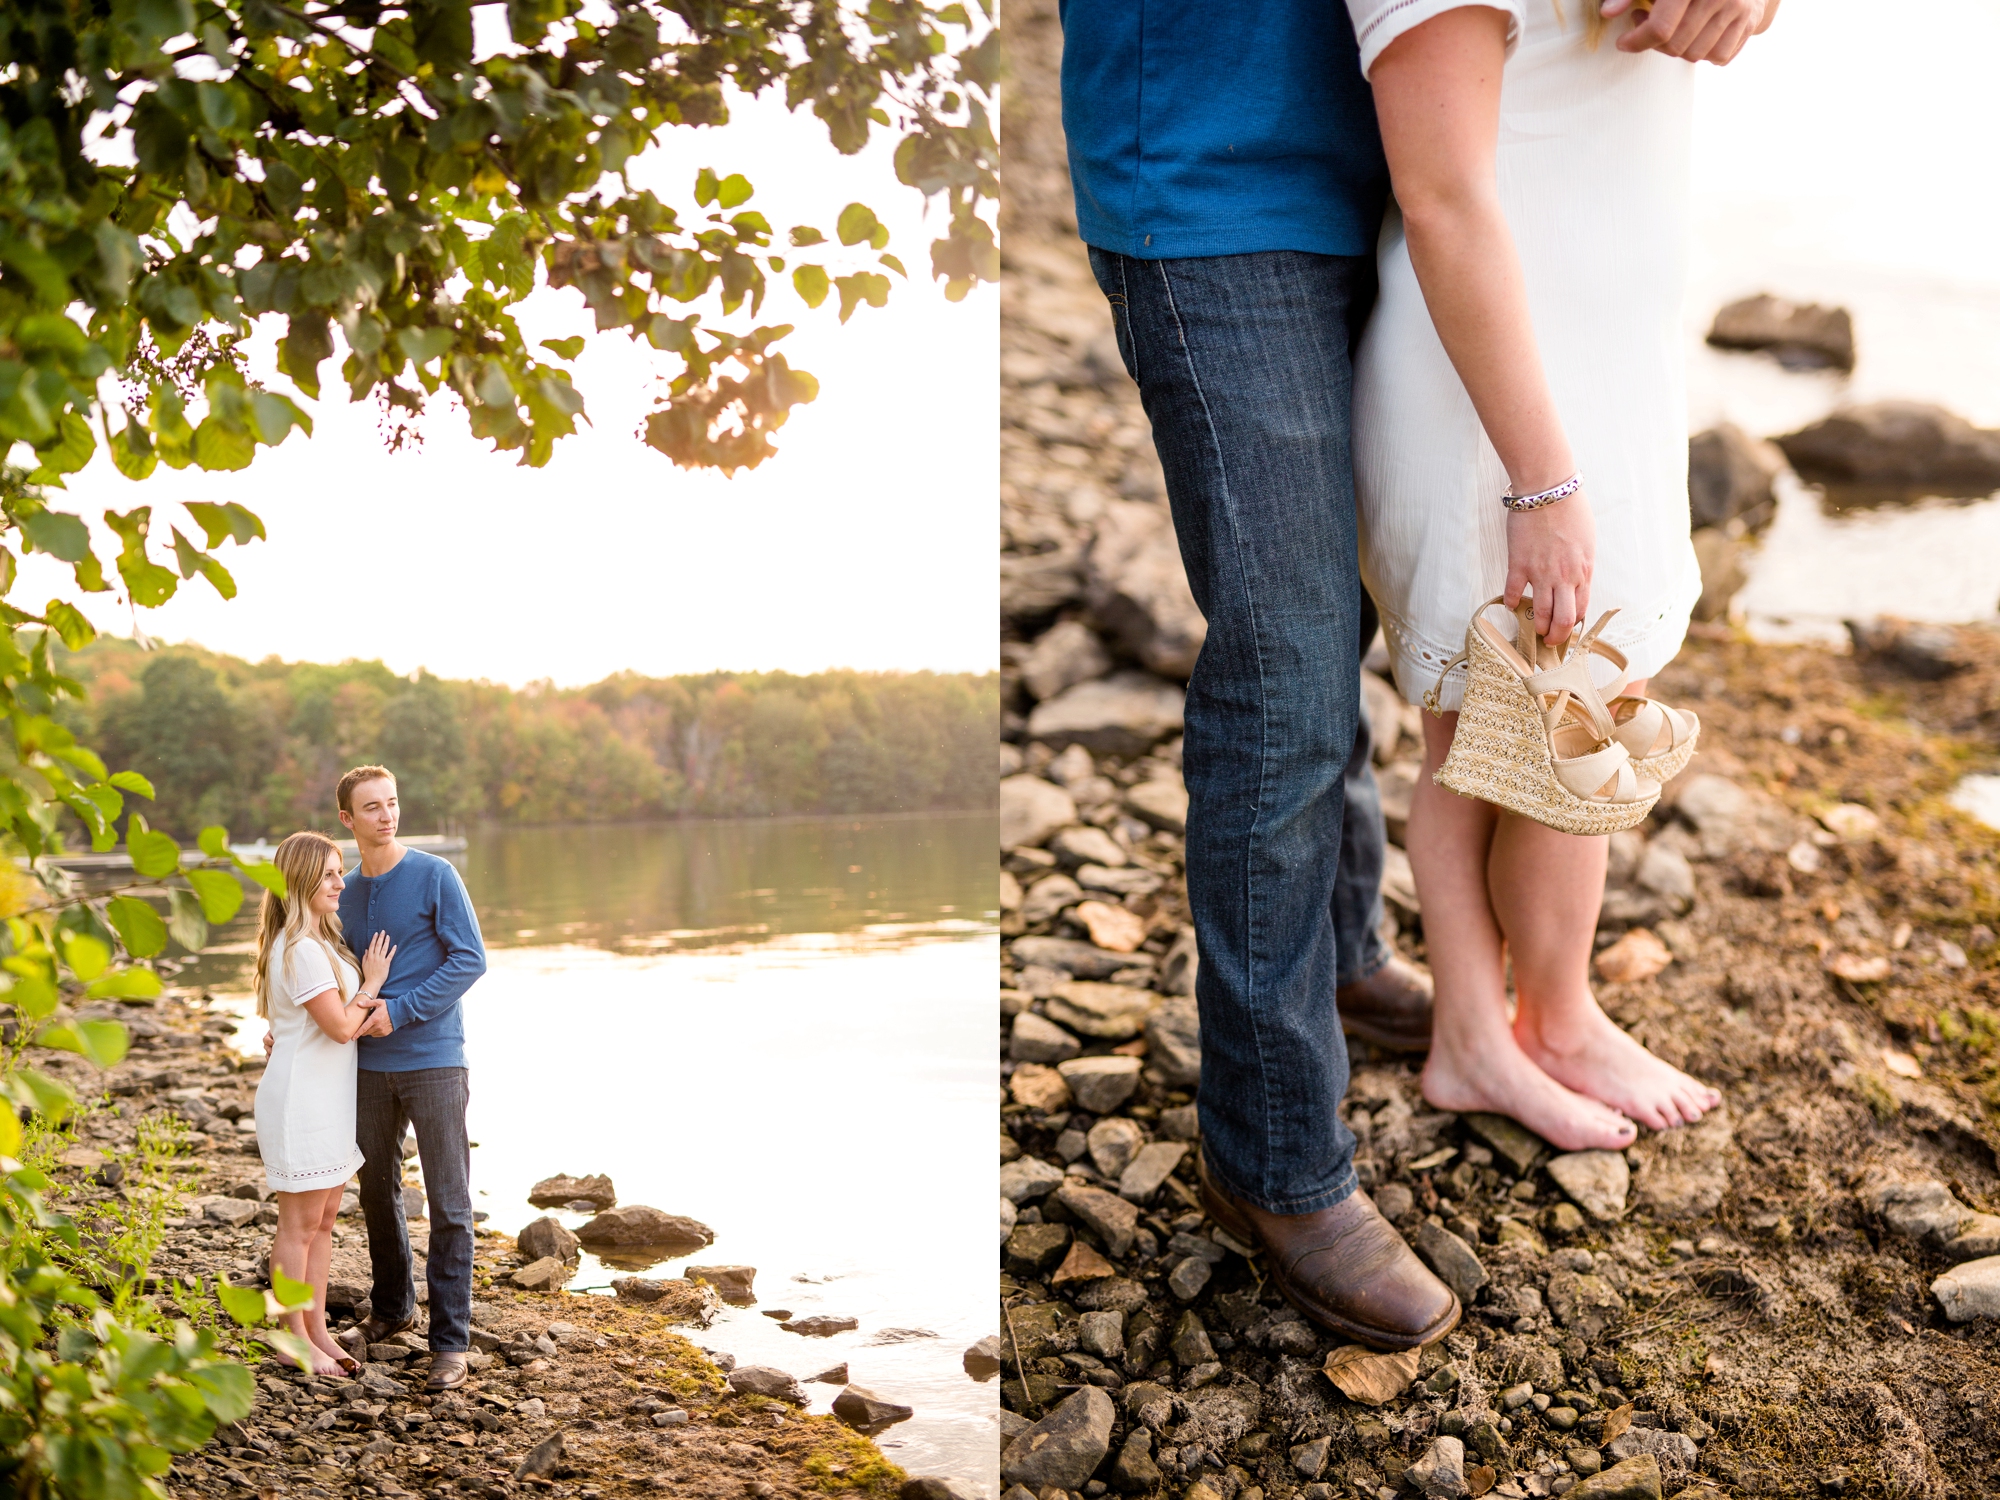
<box><xmin>1881</xmin><ymin>1048</ymin><xmax>1922</xmax><ymax>1079</ymax></box>
<box><xmin>1826</xmin><ymin>951</ymin><xmax>1892</xmax><ymax>983</ymax></box>
<box><xmin>1595</xmin><ymin>928</ymin><xmax>1673</xmax><ymax>984</ymax></box>
<box><xmin>1602</xmin><ymin>1402</ymin><xmax>1634</xmax><ymax>1445</ymax></box>
<box><xmin>1074</xmin><ymin>899</ymin><xmax>1146</xmax><ymax>953</ymax></box>
<box><xmin>1468</xmin><ymin>1465</ymin><xmax>1497</xmax><ymax>1497</ymax></box>
<box><xmin>1049</xmin><ymin>1241</ymin><xmax>1117</xmax><ymax>1285</ymax></box>
<box><xmin>1322</xmin><ymin>1344</ymin><xmax>1421</xmax><ymax>1406</ymax></box>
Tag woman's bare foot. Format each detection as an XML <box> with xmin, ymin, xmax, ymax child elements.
<box><xmin>278</xmin><ymin>1348</ymin><xmax>347</xmax><ymax>1378</ymax></box>
<box><xmin>1422</xmin><ymin>1028</ymin><xmax>1637</xmax><ymax>1152</ymax></box>
<box><xmin>1514</xmin><ymin>996</ymin><xmax>1721</xmax><ymax>1131</ymax></box>
<box><xmin>310</xmin><ymin>1330</ymin><xmax>358</xmax><ymax>1373</ymax></box>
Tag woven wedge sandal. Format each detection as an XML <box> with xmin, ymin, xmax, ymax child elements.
<box><xmin>1511</xmin><ymin>600</ymin><xmax>1700</xmax><ymax>784</ymax></box>
<box><xmin>1425</xmin><ymin>599</ymin><xmax>1659</xmax><ymax>836</ymax></box>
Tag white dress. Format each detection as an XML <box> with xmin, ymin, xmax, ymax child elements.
<box><xmin>1348</xmin><ymin>0</ymin><xmax>1704</xmax><ymax>709</ymax></box>
<box><xmin>256</xmin><ymin>933</ymin><xmax>366</xmax><ymax>1194</ymax></box>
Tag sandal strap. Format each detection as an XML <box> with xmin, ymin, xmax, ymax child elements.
<box><xmin>1552</xmin><ymin>740</ymin><xmax>1640</xmax><ymax>802</ymax></box>
<box><xmin>1524</xmin><ymin>653</ymin><xmax>1616</xmax><ymax>741</ymax></box>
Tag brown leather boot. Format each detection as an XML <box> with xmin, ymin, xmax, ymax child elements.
<box><xmin>1199</xmin><ymin>1151</ymin><xmax>1459</xmax><ymax>1351</ymax></box>
<box><xmin>1338</xmin><ymin>954</ymin><xmax>1434</xmax><ymax>1053</ymax></box>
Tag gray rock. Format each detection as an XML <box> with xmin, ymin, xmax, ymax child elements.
<box><xmin>1010</xmin><ymin>1011</ymin><xmax>1082</xmax><ymax>1065</ymax></box>
<box><xmin>1608</xmin><ymin>1428</ymin><xmax>1699</xmax><ymax>1471</ymax></box>
<box><xmin>1415</xmin><ymin>1222</ymin><xmax>1488</xmax><ymax>1307</ymax></box>
<box><xmin>899</xmin><ymin>1479</ymin><xmax>983</xmax><ymax>1500</ymax></box>
<box><xmin>1932</xmin><ymin>1256</ymin><xmax>2000</xmax><ymax>1322</ymax></box>
<box><xmin>1407</xmin><ymin>1435</ymin><xmax>1470</xmax><ymax>1498</ymax></box>
<box><xmin>1087</xmin><ymin>1116</ymin><xmax>1146</xmax><ymax>1179</ymax></box>
<box><xmin>999</xmin><ymin>1386</ymin><xmax>1116</xmax><ymax>1492</ymax></box>
<box><xmin>1022</xmin><ymin>620</ymin><xmax>1113</xmax><ymax>703</ymax></box>
<box><xmin>1158</xmin><ymin>1104</ymin><xmax>1200</xmax><ymax>1142</ymax></box>
<box><xmin>1688</xmin><ymin>422</ymin><xmax>1785</xmax><ymax>533</ymax></box>
<box><xmin>1777</xmin><ymin>400</ymin><xmax>2000</xmax><ymax>493</ymax></box>
<box><xmin>726</xmin><ymin>1365</ymin><xmax>806</xmax><ymax>1403</ymax></box>
<box><xmin>1027</xmin><ymin>672</ymin><xmax>1187</xmax><ymax>757</ymax></box>
<box><xmin>780</xmin><ymin>1315</ymin><xmax>858</xmax><ymax>1336</ymax></box>
<box><xmin>1547</xmin><ymin>1150</ymin><xmax>1630</xmax><ymax>1221</ymax></box>
<box><xmin>516</xmin><ymin>1216</ymin><xmax>580</xmax><ymax>1265</ymax></box>
<box><xmin>1019</xmin><ymin>873</ymin><xmax>1085</xmax><ymax>927</ymax></box>
<box><xmin>1000</xmin><ymin>1156</ymin><xmax>1065</xmax><ymax>1204</ymax></box>
<box><xmin>510</xmin><ymin>1257</ymin><xmax>568</xmax><ymax>1292</ymax></box>
<box><xmin>1110</xmin><ymin>1427</ymin><xmax>1161</xmax><ymax>1494</ymax></box>
<box><xmin>1084</xmin><ymin>499</ymin><xmax>1206</xmax><ymax>679</ymax></box>
<box><xmin>1848</xmin><ymin>617</ymin><xmax>1975</xmax><ymax>680</ymax></box>
<box><xmin>527</xmin><ymin>1172</ymin><xmax>615</xmax><ymax>1210</ymax></box>
<box><xmin>1077</xmin><ymin>863</ymin><xmax>1164</xmax><ymax>898</ymax></box>
<box><xmin>1073</xmin><ymin>1277</ymin><xmax>1149</xmax><ymax>1314</ymax></box>
<box><xmin>1166</xmin><ymin>1256</ymin><xmax>1211</xmax><ymax>1301</ymax></box>
<box><xmin>1465</xmin><ymin>1113</ymin><xmax>1546</xmax><ymax>1175</ymax></box>
<box><xmin>1057</xmin><ymin>1055</ymin><xmax>1143</xmax><ymax>1114</ymax></box>
<box><xmin>1707</xmin><ymin>293</ymin><xmax>1854</xmax><ymax>371</ymax></box>
<box><xmin>1010</xmin><ymin>936</ymin><xmax>1147</xmax><ymax>980</ymax></box>
<box><xmin>1118</xmin><ymin>1141</ymin><xmax>1189</xmax><ymax>1204</ymax></box>
<box><xmin>575</xmin><ymin>1205</ymin><xmax>714</xmax><ymax>1251</ymax></box>
<box><xmin>1691</xmin><ymin>527</ymin><xmax>1747</xmax><ymax>623</ymax></box>
<box><xmin>1545</xmin><ymin>1270</ymin><xmax>1627</xmax><ymax>1340</ymax></box>
<box><xmin>832</xmin><ymin>1385</ymin><xmax>913</xmax><ymax>1429</ymax></box>
<box><xmin>1049</xmin><ymin>824</ymin><xmax>1127</xmax><ymax>869</ymax></box>
<box><xmin>513</xmin><ymin>1432</ymin><xmax>565</xmax><ymax>1480</ymax></box>
<box><xmin>1572</xmin><ymin>1453</ymin><xmax>1662</xmax><ymax>1500</ymax></box>
<box><xmin>1373</xmin><ymin>1183</ymin><xmax>1415</xmax><ymax>1222</ymax></box>
<box><xmin>1635</xmin><ymin>843</ymin><xmax>1695</xmax><ymax>910</ymax></box>
<box><xmin>1077</xmin><ymin>1309</ymin><xmax>1125</xmax><ymax>1360</ymax></box>
<box><xmin>962</xmin><ymin>1335</ymin><xmax>1002</xmax><ymax>1380</ymax></box>
<box><xmin>1001</xmin><ymin>774</ymin><xmax>1078</xmax><ymax>851</ymax></box>
<box><xmin>204</xmin><ymin>1198</ymin><xmax>259</xmax><ymax>1228</ymax></box>
<box><xmin>1002</xmin><ymin>549</ymin><xmax>1083</xmax><ymax>623</ymax></box>
<box><xmin>1044</xmin><ymin>983</ymin><xmax>1156</xmax><ymax>1040</ymax></box>
<box><xmin>1005</xmin><ymin>1223</ymin><xmax>1071</xmax><ymax>1276</ymax></box>
<box><xmin>1144</xmin><ymin>995</ymin><xmax>1201</xmax><ymax>1087</ymax></box>
<box><xmin>1124</xmin><ymin>777</ymin><xmax>1189</xmax><ymax>836</ymax></box>
<box><xmin>1291</xmin><ymin>1434</ymin><xmax>1331</xmax><ymax>1480</ymax></box>
<box><xmin>1054</xmin><ymin>1181</ymin><xmax>1140</xmax><ymax>1258</ymax></box>
<box><xmin>1169</xmin><ymin>1310</ymin><xmax>1214</xmax><ymax>1366</ymax></box>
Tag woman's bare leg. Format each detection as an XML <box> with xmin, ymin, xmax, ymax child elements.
<box><xmin>1410</xmin><ymin>711</ymin><xmax>1639</xmax><ymax>1151</ymax></box>
<box><xmin>1492</xmin><ymin>684</ymin><xmax>1721</xmax><ymax>1129</ymax></box>
<box><xmin>272</xmin><ymin>1189</ymin><xmax>345</xmax><ymax>1376</ymax></box>
<box><xmin>303</xmin><ymin>1189</ymin><xmax>353</xmax><ymax>1367</ymax></box>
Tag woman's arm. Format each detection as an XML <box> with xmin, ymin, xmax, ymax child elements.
<box><xmin>302</xmin><ymin>985</ymin><xmax>374</xmax><ymax>1044</ymax></box>
<box><xmin>1369</xmin><ymin>6</ymin><xmax>1594</xmax><ymax>642</ymax></box>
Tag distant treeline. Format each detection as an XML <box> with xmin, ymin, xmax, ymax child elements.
<box><xmin>61</xmin><ymin>641</ymin><xmax>998</xmax><ymax>838</ymax></box>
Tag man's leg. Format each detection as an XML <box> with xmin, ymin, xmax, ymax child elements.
<box><xmin>399</xmin><ymin>1068</ymin><xmax>474</xmax><ymax>1354</ymax></box>
<box><xmin>355</xmin><ymin>1069</ymin><xmax>417</xmax><ymax>1335</ymax></box>
<box><xmin>1089</xmin><ymin>247</ymin><xmax>1368</xmax><ymax>1215</ymax></box>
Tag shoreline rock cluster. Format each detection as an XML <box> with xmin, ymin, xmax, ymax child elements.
<box><xmin>998</xmin><ymin>10</ymin><xmax>2000</xmax><ymax>1494</ymax></box>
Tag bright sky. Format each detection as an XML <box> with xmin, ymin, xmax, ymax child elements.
<box><xmin>42</xmin><ymin>75</ymin><xmax>997</xmax><ymax>687</ymax></box>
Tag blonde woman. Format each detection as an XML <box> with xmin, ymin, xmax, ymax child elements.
<box><xmin>253</xmin><ymin>831</ymin><xmax>395</xmax><ymax>1377</ymax></box>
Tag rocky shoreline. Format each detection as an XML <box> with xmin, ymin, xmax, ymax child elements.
<box><xmin>30</xmin><ymin>992</ymin><xmax>975</xmax><ymax>1500</ymax></box>
<box><xmin>998</xmin><ymin>6</ymin><xmax>2000</xmax><ymax>1495</ymax></box>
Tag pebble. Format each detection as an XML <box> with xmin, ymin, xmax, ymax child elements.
<box><xmin>1167</xmin><ymin>1256</ymin><xmax>1212</xmax><ymax>1301</ymax></box>
<box><xmin>1056</xmin><ymin>1055</ymin><xmax>1143</xmax><ymax>1113</ymax></box>
<box><xmin>1932</xmin><ymin>1256</ymin><xmax>2000</xmax><ymax>1322</ymax></box>
<box><xmin>1117</xmin><ymin>1141</ymin><xmax>1188</xmax><ymax>1203</ymax></box>
<box><xmin>1546</xmin><ymin>1151</ymin><xmax>1630</xmax><ymax>1221</ymax></box>
<box><xmin>1086</xmin><ymin>1116</ymin><xmax>1146</xmax><ymax>1178</ymax></box>
<box><xmin>1011</xmin><ymin>1011</ymin><xmax>1083</xmax><ymax>1064</ymax></box>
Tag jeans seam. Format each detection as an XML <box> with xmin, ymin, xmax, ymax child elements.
<box><xmin>1154</xmin><ymin>256</ymin><xmax>1279</xmax><ymax>1207</ymax></box>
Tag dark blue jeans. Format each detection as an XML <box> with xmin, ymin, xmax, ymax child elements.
<box><xmin>1089</xmin><ymin>247</ymin><xmax>1387</xmax><ymax>1215</ymax></box>
<box><xmin>357</xmin><ymin>1067</ymin><xmax>474</xmax><ymax>1352</ymax></box>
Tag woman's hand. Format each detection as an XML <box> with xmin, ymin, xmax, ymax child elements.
<box><xmin>1504</xmin><ymin>491</ymin><xmax>1596</xmax><ymax>644</ymax></box>
<box><xmin>360</xmin><ymin>931</ymin><xmax>397</xmax><ymax>991</ymax></box>
<box><xmin>1604</xmin><ymin>0</ymin><xmax>1778</xmax><ymax>64</ymax></box>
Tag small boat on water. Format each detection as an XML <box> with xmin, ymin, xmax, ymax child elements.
<box><xmin>40</xmin><ymin>833</ymin><xmax>469</xmax><ymax>875</ymax></box>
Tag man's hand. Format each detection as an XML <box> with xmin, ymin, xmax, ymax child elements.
<box><xmin>356</xmin><ymin>994</ymin><xmax>395</xmax><ymax>1037</ymax></box>
<box><xmin>1603</xmin><ymin>0</ymin><xmax>1775</xmax><ymax>63</ymax></box>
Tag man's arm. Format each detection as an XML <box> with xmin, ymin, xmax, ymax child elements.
<box><xmin>384</xmin><ymin>865</ymin><xmax>487</xmax><ymax>1031</ymax></box>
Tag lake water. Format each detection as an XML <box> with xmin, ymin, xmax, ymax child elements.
<box><xmin>1689</xmin><ymin>0</ymin><xmax>2000</xmax><ymax>635</ymax></box>
<box><xmin>186</xmin><ymin>814</ymin><xmax>1001</xmax><ymax>1497</ymax></box>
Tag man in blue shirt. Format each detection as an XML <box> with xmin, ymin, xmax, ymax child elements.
<box><xmin>338</xmin><ymin>764</ymin><xmax>488</xmax><ymax>1390</ymax></box>
<box><xmin>1059</xmin><ymin>0</ymin><xmax>1455</xmax><ymax>1350</ymax></box>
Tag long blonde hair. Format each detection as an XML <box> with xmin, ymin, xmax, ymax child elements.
<box><xmin>251</xmin><ymin>832</ymin><xmax>358</xmax><ymax>1019</ymax></box>
<box><xmin>1553</xmin><ymin>0</ymin><xmax>1615</xmax><ymax>45</ymax></box>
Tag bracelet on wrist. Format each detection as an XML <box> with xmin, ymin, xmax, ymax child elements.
<box><xmin>1501</xmin><ymin>472</ymin><xmax>1581</xmax><ymax>512</ymax></box>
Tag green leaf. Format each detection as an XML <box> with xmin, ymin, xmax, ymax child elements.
<box><xmin>42</xmin><ymin>600</ymin><xmax>96</xmax><ymax>651</ymax></box>
<box><xmin>878</xmin><ymin>253</ymin><xmax>908</xmax><ymax>278</ymax></box>
<box><xmin>189</xmin><ymin>1362</ymin><xmax>256</xmax><ymax>1423</ymax></box>
<box><xmin>85</xmin><ymin>968</ymin><xmax>164</xmax><ymax>1001</ymax></box>
<box><xmin>195</xmin><ymin>553</ymin><xmax>237</xmax><ymax>600</ymax></box>
<box><xmin>34</xmin><ymin>412</ymin><xmax>97</xmax><ymax>477</ymax></box>
<box><xmin>9</xmin><ymin>975</ymin><xmax>58</xmax><ymax>1021</ymax></box>
<box><xmin>792</xmin><ymin>265</ymin><xmax>829</xmax><ymax>309</ymax></box>
<box><xmin>694</xmin><ymin>167</ymin><xmax>720</xmax><ymax>206</ymax></box>
<box><xmin>0</xmin><ymin>1104</ymin><xmax>20</xmax><ymax>1159</ymax></box>
<box><xmin>397</xmin><ymin>326</ymin><xmax>455</xmax><ymax>367</ymax></box>
<box><xmin>168</xmin><ymin>888</ymin><xmax>208</xmax><ymax>953</ymax></box>
<box><xmin>198</xmin><ymin>825</ymin><xmax>232</xmax><ymax>858</ymax></box>
<box><xmin>834</xmin><ymin>272</ymin><xmax>892</xmax><ymax>324</ymax></box>
<box><xmin>836</xmin><ymin>203</ymin><xmax>883</xmax><ymax>247</ymax></box>
<box><xmin>111</xmin><ymin>770</ymin><xmax>156</xmax><ymax>799</ymax></box>
<box><xmin>184</xmin><ymin>501</ymin><xmax>265</xmax><ymax>548</ymax></box>
<box><xmin>19</xmin><ymin>511</ymin><xmax>91</xmax><ymax>563</ymax></box>
<box><xmin>35</xmin><ymin>1023</ymin><xmax>84</xmax><ymax>1055</ymax></box>
<box><xmin>58</xmin><ymin>931</ymin><xmax>110</xmax><ymax>981</ymax></box>
<box><xmin>171</xmin><ymin>527</ymin><xmax>204</xmax><ymax>580</ymax></box>
<box><xmin>190</xmin><ymin>418</ymin><xmax>256</xmax><ymax>472</ymax></box>
<box><xmin>788</xmin><ymin>226</ymin><xmax>826</xmax><ymax>248</ymax></box>
<box><xmin>539</xmin><ymin>336</ymin><xmax>586</xmax><ymax>359</ymax></box>
<box><xmin>216</xmin><ymin>1282</ymin><xmax>266</xmax><ymax>1328</ymax></box>
<box><xmin>76</xmin><ymin>1019</ymin><xmax>130</xmax><ymax>1068</ymax></box>
<box><xmin>262</xmin><ymin>1328</ymin><xmax>321</xmax><ymax>1369</ymax></box>
<box><xmin>107</xmin><ymin>896</ymin><xmax>170</xmax><ymax>958</ymax></box>
<box><xmin>715</xmin><ymin>173</ymin><xmax>754</xmax><ymax>210</ymax></box>
<box><xmin>186</xmin><ymin>867</ymin><xmax>245</xmax><ymax>923</ymax></box>
<box><xmin>271</xmin><ymin>1266</ymin><xmax>314</xmax><ymax>1311</ymax></box>
<box><xmin>238</xmin><ymin>860</ymin><xmax>285</xmax><ymax>899</ymax></box>
<box><xmin>127</xmin><ymin>827</ymin><xmax>182</xmax><ymax>880</ymax></box>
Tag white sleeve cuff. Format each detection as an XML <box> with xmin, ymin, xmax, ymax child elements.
<box><xmin>1348</xmin><ymin>0</ymin><xmax>1526</xmax><ymax>78</ymax></box>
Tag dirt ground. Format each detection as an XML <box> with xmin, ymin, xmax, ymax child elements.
<box><xmin>31</xmin><ymin>997</ymin><xmax>907</xmax><ymax>1499</ymax></box>
<box><xmin>997</xmin><ymin>4</ymin><xmax>2000</xmax><ymax>1495</ymax></box>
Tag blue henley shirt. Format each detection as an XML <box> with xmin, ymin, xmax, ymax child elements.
<box><xmin>1058</xmin><ymin>0</ymin><xmax>1390</xmax><ymax>260</ymax></box>
<box><xmin>339</xmin><ymin>847</ymin><xmax>487</xmax><ymax>1072</ymax></box>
